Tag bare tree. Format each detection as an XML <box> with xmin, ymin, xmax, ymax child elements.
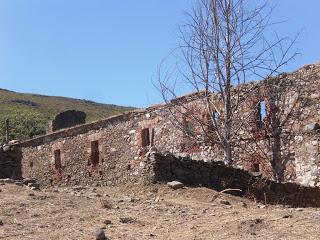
<box><xmin>157</xmin><ymin>0</ymin><xmax>297</xmax><ymax>165</ymax></box>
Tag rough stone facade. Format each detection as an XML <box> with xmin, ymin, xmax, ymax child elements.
<box><xmin>18</xmin><ymin>63</ymin><xmax>320</xmax><ymax>187</ymax></box>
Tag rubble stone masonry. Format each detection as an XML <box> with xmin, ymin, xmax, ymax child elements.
<box><xmin>18</xmin><ymin>63</ymin><xmax>320</xmax><ymax>187</ymax></box>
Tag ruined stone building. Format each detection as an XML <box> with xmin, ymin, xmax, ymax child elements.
<box><xmin>12</xmin><ymin>64</ymin><xmax>320</xmax><ymax>187</ymax></box>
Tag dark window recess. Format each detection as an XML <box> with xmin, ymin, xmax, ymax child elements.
<box><xmin>90</xmin><ymin>141</ymin><xmax>100</xmax><ymax>166</ymax></box>
<box><xmin>252</xmin><ymin>163</ymin><xmax>260</xmax><ymax>172</ymax></box>
<box><xmin>141</xmin><ymin>128</ymin><xmax>150</xmax><ymax>147</ymax></box>
<box><xmin>54</xmin><ymin>149</ymin><xmax>62</xmax><ymax>170</ymax></box>
<box><xmin>184</xmin><ymin>118</ymin><xmax>195</xmax><ymax>136</ymax></box>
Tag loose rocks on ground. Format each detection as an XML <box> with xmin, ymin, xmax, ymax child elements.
<box><xmin>167</xmin><ymin>181</ymin><xmax>184</xmax><ymax>190</ymax></box>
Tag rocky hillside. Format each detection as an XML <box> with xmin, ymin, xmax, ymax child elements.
<box><xmin>0</xmin><ymin>88</ymin><xmax>134</xmax><ymax>141</ymax></box>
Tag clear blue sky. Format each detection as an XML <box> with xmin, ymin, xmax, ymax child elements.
<box><xmin>0</xmin><ymin>0</ymin><xmax>319</xmax><ymax>108</ymax></box>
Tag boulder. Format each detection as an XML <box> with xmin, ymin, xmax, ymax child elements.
<box><xmin>8</xmin><ymin>140</ymin><xmax>20</xmax><ymax>145</ymax></box>
<box><xmin>167</xmin><ymin>181</ymin><xmax>184</xmax><ymax>190</ymax></box>
<box><xmin>23</xmin><ymin>178</ymin><xmax>37</xmax><ymax>185</ymax></box>
<box><xmin>0</xmin><ymin>178</ymin><xmax>15</xmax><ymax>184</ymax></box>
<box><xmin>92</xmin><ymin>228</ymin><xmax>107</xmax><ymax>240</ymax></box>
<box><xmin>28</xmin><ymin>182</ymin><xmax>40</xmax><ymax>191</ymax></box>
<box><xmin>2</xmin><ymin>145</ymin><xmax>11</xmax><ymax>153</ymax></box>
<box><xmin>304</xmin><ymin>123</ymin><xmax>320</xmax><ymax>131</ymax></box>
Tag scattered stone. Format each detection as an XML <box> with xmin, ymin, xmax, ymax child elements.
<box><xmin>23</xmin><ymin>178</ymin><xmax>37</xmax><ymax>185</ymax></box>
<box><xmin>258</xmin><ymin>205</ymin><xmax>267</xmax><ymax>209</ymax></box>
<box><xmin>2</xmin><ymin>145</ymin><xmax>11</xmax><ymax>152</ymax></box>
<box><xmin>103</xmin><ymin>220</ymin><xmax>112</xmax><ymax>225</ymax></box>
<box><xmin>87</xmin><ymin>193</ymin><xmax>102</xmax><ymax>198</ymax></box>
<box><xmin>117</xmin><ymin>196</ymin><xmax>139</xmax><ymax>203</ymax></box>
<box><xmin>28</xmin><ymin>183</ymin><xmax>40</xmax><ymax>191</ymax></box>
<box><xmin>240</xmin><ymin>202</ymin><xmax>248</xmax><ymax>208</ymax></box>
<box><xmin>304</xmin><ymin>123</ymin><xmax>320</xmax><ymax>131</ymax></box>
<box><xmin>119</xmin><ymin>217</ymin><xmax>135</xmax><ymax>224</ymax></box>
<box><xmin>202</xmin><ymin>208</ymin><xmax>209</xmax><ymax>213</ymax></box>
<box><xmin>92</xmin><ymin>228</ymin><xmax>107</xmax><ymax>240</ymax></box>
<box><xmin>295</xmin><ymin>208</ymin><xmax>304</xmax><ymax>212</ymax></box>
<box><xmin>283</xmin><ymin>214</ymin><xmax>293</xmax><ymax>219</ymax></box>
<box><xmin>38</xmin><ymin>224</ymin><xmax>48</xmax><ymax>229</ymax></box>
<box><xmin>0</xmin><ymin>178</ymin><xmax>14</xmax><ymax>184</ymax></box>
<box><xmin>0</xmin><ymin>220</ymin><xmax>3</xmax><ymax>226</ymax></box>
<box><xmin>100</xmin><ymin>199</ymin><xmax>113</xmax><ymax>209</ymax></box>
<box><xmin>220</xmin><ymin>200</ymin><xmax>231</xmax><ymax>205</ymax></box>
<box><xmin>15</xmin><ymin>182</ymin><xmax>24</xmax><ymax>187</ymax></box>
<box><xmin>167</xmin><ymin>181</ymin><xmax>184</xmax><ymax>190</ymax></box>
<box><xmin>72</xmin><ymin>185</ymin><xmax>86</xmax><ymax>192</ymax></box>
<box><xmin>8</xmin><ymin>140</ymin><xmax>20</xmax><ymax>145</ymax></box>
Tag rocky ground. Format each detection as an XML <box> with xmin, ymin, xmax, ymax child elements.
<box><xmin>1</xmin><ymin>181</ymin><xmax>320</xmax><ymax>240</ymax></box>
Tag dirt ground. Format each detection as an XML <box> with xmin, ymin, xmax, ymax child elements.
<box><xmin>1</xmin><ymin>182</ymin><xmax>320</xmax><ymax>240</ymax></box>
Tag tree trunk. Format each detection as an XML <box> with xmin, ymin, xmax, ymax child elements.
<box><xmin>223</xmin><ymin>141</ymin><xmax>232</xmax><ymax>165</ymax></box>
<box><xmin>271</xmin><ymin>128</ymin><xmax>283</xmax><ymax>182</ymax></box>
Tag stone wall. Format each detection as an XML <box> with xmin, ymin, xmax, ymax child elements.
<box><xmin>46</xmin><ymin>110</ymin><xmax>86</xmax><ymax>134</ymax></box>
<box><xmin>21</xmin><ymin>112</ymin><xmax>144</xmax><ymax>186</ymax></box>
<box><xmin>294</xmin><ymin>131</ymin><xmax>320</xmax><ymax>186</ymax></box>
<box><xmin>148</xmin><ymin>153</ymin><xmax>320</xmax><ymax>207</ymax></box>
<box><xmin>0</xmin><ymin>141</ymin><xmax>22</xmax><ymax>179</ymax></box>
<box><xmin>18</xmin><ymin>63</ymin><xmax>320</xmax><ymax>187</ymax></box>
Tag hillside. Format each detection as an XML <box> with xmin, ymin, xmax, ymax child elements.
<box><xmin>0</xmin><ymin>88</ymin><xmax>134</xmax><ymax>141</ymax></box>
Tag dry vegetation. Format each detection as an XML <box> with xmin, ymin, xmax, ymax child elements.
<box><xmin>1</xmin><ymin>182</ymin><xmax>320</xmax><ymax>240</ymax></box>
<box><xmin>0</xmin><ymin>88</ymin><xmax>133</xmax><ymax>141</ymax></box>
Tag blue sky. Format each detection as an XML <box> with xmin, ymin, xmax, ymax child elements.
<box><xmin>0</xmin><ymin>0</ymin><xmax>319</xmax><ymax>108</ymax></box>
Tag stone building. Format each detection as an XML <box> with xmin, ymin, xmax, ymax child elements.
<box><xmin>18</xmin><ymin>63</ymin><xmax>320</xmax><ymax>187</ymax></box>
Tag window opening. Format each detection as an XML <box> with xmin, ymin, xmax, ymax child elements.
<box><xmin>90</xmin><ymin>141</ymin><xmax>100</xmax><ymax>166</ymax></box>
<box><xmin>54</xmin><ymin>149</ymin><xmax>62</xmax><ymax>170</ymax></box>
<box><xmin>141</xmin><ymin>128</ymin><xmax>150</xmax><ymax>147</ymax></box>
<box><xmin>252</xmin><ymin>163</ymin><xmax>260</xmax><ymax>172</ymax></box>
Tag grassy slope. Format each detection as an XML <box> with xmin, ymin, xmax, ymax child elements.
<box><xmin>0</xmin><ymin>88</ymin><xmax>134</xmax><ymax>141</ymax></box>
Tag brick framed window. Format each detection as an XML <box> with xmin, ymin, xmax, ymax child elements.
<box><xmin>54</xmin><ymin>149</ymin><xmax>62</xmax><ymax>170</ymax></box>
<box><xmin>90</xmin><ymin>140</ymin><xmax>100</xmax><ymax>167</ymax></box>
<box><xmin>141</xmin><ymin>128</ymin><xmax>150</xmax><ymax>147</ymax></box>
<box><xmin>87</xmin><ymin>134</ymin><xmax>103</xmax><ymax>176</ymax></box>
<box><xmin>140</xmin><ymin>128</ymin><xmax>154</xmax><ymax>148</ymax></box>
<box><xmin>51</xmin><ymin>143</ymin><xmax>65</xmax><ymax>182</ymax></box>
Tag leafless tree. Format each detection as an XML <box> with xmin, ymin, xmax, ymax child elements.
<box><xmin>157</xmin><ymin>0</ymin><xmax>298</xmax><ymax>165</ymax></box>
